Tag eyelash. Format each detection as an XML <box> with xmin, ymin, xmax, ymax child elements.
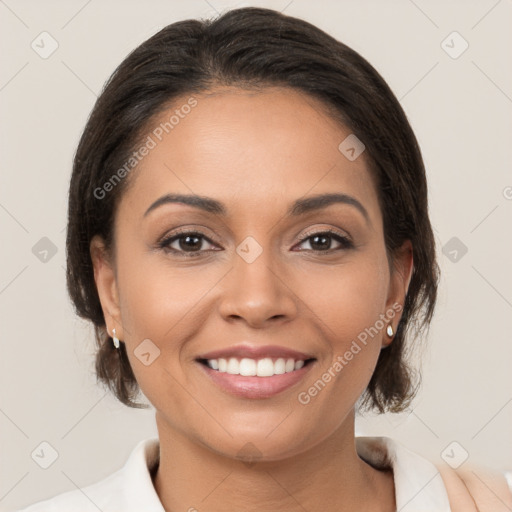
<box><xmin>158</xmin><ymin>228</ymin><xmax>354</xmax><ymax>258</ymax></box>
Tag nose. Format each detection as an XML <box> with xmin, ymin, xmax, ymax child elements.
<box><xmin>217</xmin><ymin>247</ymin><xmax>298</xmax><ymax>328</ymax></box>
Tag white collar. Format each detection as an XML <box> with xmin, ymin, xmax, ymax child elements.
<box><xmin>121</xmin><ymin>437</ymin><xmax>163</xmax><ymax>511</ymax></box>
<box><xmin>356</xmin><ymin>436</ymin><xmax>451</xmax><ymax>511</ymax></box>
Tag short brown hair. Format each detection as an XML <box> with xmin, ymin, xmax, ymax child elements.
<box><xmin>66</xmin><ymin>7</ymin><xmax>439</xmax><ymax>413</ymax></box>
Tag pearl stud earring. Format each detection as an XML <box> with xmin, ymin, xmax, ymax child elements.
<box><xmin>112</xmin><ymin>328</ymin><xmax>120</xmax><ymax>349</ymax></box>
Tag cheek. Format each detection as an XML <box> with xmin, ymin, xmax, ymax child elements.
<box><xmin>297</xmin><ymin>254</ymin><xmax>390</xmax><ymax>349</ymax></box>
<box><xmin>115</xmin><ymin>247</ymin><xmax>225</xmax><ymax>398</ymax></box>
<box><xmin>293</xmin><ymin>252</ymin><xmax>390</xmax><ymax>405</ymax></box>
<box><xmin>116</xmin><ymin>245</ymin><xmax>216</xmax><ymax>342</ymax></box>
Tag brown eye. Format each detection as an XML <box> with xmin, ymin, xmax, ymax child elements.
<box><xmin>159</xmin><ymin>231</ymin><xmax>219</xmax><ymax>257</ymax></box>
<box><xmin>295</xmin><ymin>230</ymin><xmax>353</xmax><ymax>253</ymax></box>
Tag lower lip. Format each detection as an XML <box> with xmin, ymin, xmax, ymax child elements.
<box><xmin>197</xmin><ymin>361</ymin><xmax>315</xmax><ymax>399</ymax></box>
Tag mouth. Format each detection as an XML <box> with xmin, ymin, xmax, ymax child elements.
<box><xmin>194</xmin><ymin>344</ymin><xmax>317</xmax><ymax>399</ymax></box>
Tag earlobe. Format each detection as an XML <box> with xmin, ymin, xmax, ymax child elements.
<box><xmin>90</xmin><ymin>235</ymin><xmax>123</xmax><ymax>340</ymax></box>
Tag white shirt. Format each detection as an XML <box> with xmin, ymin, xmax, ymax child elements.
<box><xmin>15</xmin><ymin>436</ymin><xmax>503</xmax><ymax>511</ymax></box>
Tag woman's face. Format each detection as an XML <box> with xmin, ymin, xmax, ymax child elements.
<box><xmin>91</xmin><ymin>86</ymin><xmax>412</xmax><ymax>460</ymax></box>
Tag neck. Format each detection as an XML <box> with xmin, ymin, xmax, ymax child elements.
<box><xmin>152</xmin><ymin>410</ymin><xmax>395</xmax><ymax>512</ymax></box>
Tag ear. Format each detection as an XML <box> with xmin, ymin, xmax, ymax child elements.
<box><xmin>90</xmin><ymin>235</ymin><xmax>124</xmax><ymax>340</ymax></box>
<box><xmin>382</xmin><ymin>240</ymin><xmax>413</xmax><ymax>347</ymax></box>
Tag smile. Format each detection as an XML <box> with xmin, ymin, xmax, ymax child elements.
<box><xmin>196</xmin><ymin>357</ymin><xmax>316</xmax><ymax>399</ymax></box>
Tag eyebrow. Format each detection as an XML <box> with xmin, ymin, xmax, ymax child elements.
<box><xmin>143</xmin><ymin>192</ymin><xmax>370</xmax><ymax>223</ymax></box>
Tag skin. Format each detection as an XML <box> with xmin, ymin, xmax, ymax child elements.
<box><xmin>91</xmin><ymin>86</ymin><xmax>413</xmax><ymax>512</ymax></box>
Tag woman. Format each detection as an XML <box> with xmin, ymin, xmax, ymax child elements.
<box><xmin>18</xmin><ymin>6</ymin><xmax>511</xmax><ymax>512</ymax></box>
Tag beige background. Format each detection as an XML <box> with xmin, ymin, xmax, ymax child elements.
<box><xmin>1</xmin><ymin>0</ymin><xmax>511</xmax><ymax>510</ymax></box>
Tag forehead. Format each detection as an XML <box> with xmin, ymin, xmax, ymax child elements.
<box><xmin>118</xmin><ymin>86</ymin><xmax>380</xmax><ymax>223</ymax></box>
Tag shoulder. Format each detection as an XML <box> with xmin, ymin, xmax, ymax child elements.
<box><xmin>15</xmin><ymin>438</ymin><xmax>162</xmax><ymax>512</ymax></box>
<box><xmin>15</xmin><ymin>467</ymin><xmax>124</xmax><ymax>512</ymax></box>
<box><xmin>356</xmin><ymin>436</ymin><xmax>512</xmax><ymax>512</ymax></box>
<box><xmin>435</xmin><ymin>461</ymin><xmax>512</xmax><ymax>512</ymax></box>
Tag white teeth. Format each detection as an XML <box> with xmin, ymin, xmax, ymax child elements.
<box><xmin>227</xmin><ymin>358</ymin><xmax>239</xmax><ymax>375</ymax></box>
<box><xmin>257</xmin><ymin>358</ymin><xmax>274</xmax><ymax>377</ymax></box>
<box><xmin>239</xmin><ymin>358</ymin><xmax>256</xmax><ymax>376</ymax></box>
<box><xmin>285</xmin><ymin>358</ymin><xmax>295</xmax><ymax>372</ymax></box>
<box><xmin>274</xmin><ymin>358</ymin><xmax>286</xmax><ymax>375</ymax></box>
<box><xmin>205</xmin><ymin>357</ymin><xmax>308</xmax><ymax>376</ymax></box>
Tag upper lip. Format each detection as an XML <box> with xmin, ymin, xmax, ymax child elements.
<box><xmin>196</xmin><ymin>344</ymin><xmax>315</xmax><ymax>361</ymax></box>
